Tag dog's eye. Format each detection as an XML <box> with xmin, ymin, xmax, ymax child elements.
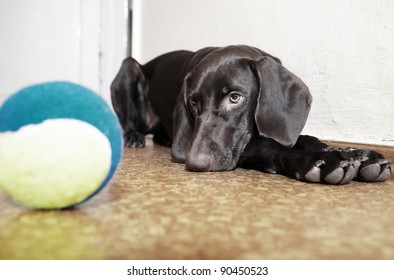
<box><xmin>189</xmin><ymin>98</ymin><xmax>197</xmax><ymax>107</ymax></box>
<box><xmin>188</xmin><ymin>98</ymin><xmax>200</xmax><ymax>115</ymax></box>
<box><xmin>229</xmin><ymin>92</ymin><xmax>243</xmax><ymax>104</ymax></box>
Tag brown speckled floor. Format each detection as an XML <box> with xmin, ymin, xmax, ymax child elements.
<box><xmin>0</xmin><ymin>139</ymin><xmax>393</xmax><ymax>260</ymax></box>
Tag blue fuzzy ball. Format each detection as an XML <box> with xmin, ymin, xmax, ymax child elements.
<box><xmin>0</xmin><ymin>81</ymin><xmax>123</xmax><ymax>207</ymax></box>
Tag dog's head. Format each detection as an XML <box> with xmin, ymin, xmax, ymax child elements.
<box><xmin>171</xmin><ymin>46</ymin><xmax>312</xmax><ymax>171</ymax></box>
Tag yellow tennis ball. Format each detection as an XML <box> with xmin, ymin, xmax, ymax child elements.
<box><xmin>0</xmin><ymin>119</ymin><xmax>111</xmax><ymax>209</ymax></box>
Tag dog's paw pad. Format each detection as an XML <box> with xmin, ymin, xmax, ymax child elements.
<box><xmin>375</xmin><ymin>167</ymin><xmax>391</xmax><ymax>182</ymax></box>
<box><xmin>323</xmin><ymin>160</ymin><xmax>359</xmax><ymax>185</ymax></box>
<box><xmin>304</xmin><ymin>166</ymin><xmax>321</xmax><ymax>182</ymax></box>
<box><xmin>359</xmin><ymin>160</ymin><xmax>391</xmax><ymax>182</ymax></box>
<box><xmin>303</xmin><ymin>160</ymin><xmax>325</xmax><ymax>182</ymax></box>
<box><xmin>340</xmin><ymin>161</ymin><xmax>359</xmax><ymax>184</ymax></box>
<box><xmin>124</xmin><ymin>132</ymin><xmax>146</xmax><ymax>148</ymax></box>
<box><xmin>324</xmin><ymin>166</ymin><xmax>345</xmax><ymax>184</ymax></box>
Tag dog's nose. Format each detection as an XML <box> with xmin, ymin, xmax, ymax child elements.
<box><xmin>185</xmin><ymin>154</ymin><xmax>212</xmax><ymax>172</ymax></box>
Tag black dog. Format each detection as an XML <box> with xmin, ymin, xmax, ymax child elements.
<box><xmin>111</xmin><ymin>45</ymin><xmax>391</xmax><ymax>184</ymax></box>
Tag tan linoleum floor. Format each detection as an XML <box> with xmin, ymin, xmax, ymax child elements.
<box><xmin>1</xmin><ymin>140</ymin><xmax>394</xmax><ymax>260</ymax></box>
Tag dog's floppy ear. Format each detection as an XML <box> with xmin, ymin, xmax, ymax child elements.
<box><xmin>171</xmin><ymin>73</ymin><xmax>193</xmax><ymax>163</ymax></box>
<box><xmin>251</xmin><ymin>57</ymin><xmax>312</xmax><ymax>147</ymax></box>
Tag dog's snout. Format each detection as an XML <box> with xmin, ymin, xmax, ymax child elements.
<box><xmin>185</xmin><ymin>153</ymin><xmax>212</xmax><ymax>172</ymax></box>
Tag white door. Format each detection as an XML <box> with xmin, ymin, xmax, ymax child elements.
<box><xmin>0</xmin><ymin>0</ymin><xmax>129</xmax><ymax>104</ymax></box>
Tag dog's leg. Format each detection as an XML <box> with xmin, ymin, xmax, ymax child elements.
<box><xmin>239</xmin><ymin>136</ymin><xmax>391</xmax><ymax>184</ymax></box>
<box><xmin>111</xmin><ymin>57</ymin><xmax>150</xmax><ymax>147</ymax></box>
<box><xmin>239</xmin><ymin>137</ymin><xmax>359</xmax><ymax>184</ymax></box>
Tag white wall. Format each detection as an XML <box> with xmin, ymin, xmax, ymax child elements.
<box><xmin>132</xmin><ymin>0</ymin><xmax>394</xmax><ymax>146</ymax></box>
<box><xmin>0</xmin><ymin>0</ymin><xmax>128</xmax><ymax>105</ymax></box>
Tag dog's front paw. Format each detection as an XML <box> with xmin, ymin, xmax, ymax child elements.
<box><xmin>315</xmin><ymin>148</ymin><xmax>392</xmax><ymax>183</ymax></box>
<box><xmin>124</xmin><ymin>132</ymin><xmax>145</xmax><ymax>148</ymax></box>
<box><xmin>356</xmin><ymin>151</ymin><xmax>392</xmax><ymax>182</ymax></box>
